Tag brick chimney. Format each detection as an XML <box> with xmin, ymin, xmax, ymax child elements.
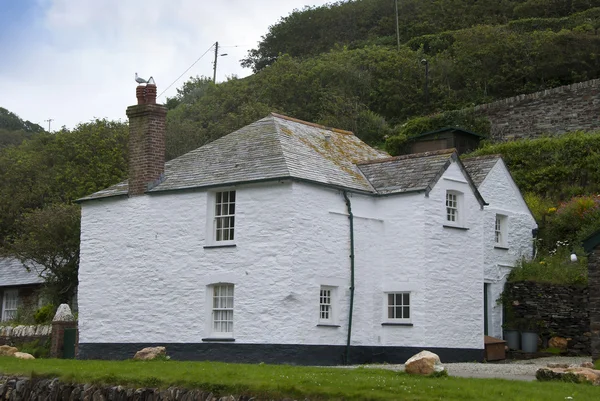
<box><xmin>126</xmin><ymin>83</ymin><xmax>167</xmax><ymax>196</ymax></box>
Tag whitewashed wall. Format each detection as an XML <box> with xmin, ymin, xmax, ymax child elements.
<box><xmin>80</xmin><ymin>164</ymin><xmax>485</xmax><ymax>351</ymax></box>
<box><xmin>478</xmin><ymin>160</ymin><xmax>537</xmax><ymax>338</ymax></box>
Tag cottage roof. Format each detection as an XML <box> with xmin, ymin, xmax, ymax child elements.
<box><xmin>79</xmin><ymin>113</ymin><xmax>389</xmax><ymax>201</ymax></box>
<box><xmin>0</xmin><ymin>257</ymin><xmax>44</xmax><ymax>287</ymax></box>
<box><xmin>461</xmin><ymin>155</ymin><xmax>502</xmax><ymax>187</ymax></box>
<box><xmin>357</xmin><ymin>149</ymin><xmax>486</xmax><ymax>205</ymax></box>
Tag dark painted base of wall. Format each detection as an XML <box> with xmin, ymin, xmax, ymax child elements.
<box><xmin>79</xmin><ymin>342</ymin><xmax>484</xmax><ymax>365</ymax></box>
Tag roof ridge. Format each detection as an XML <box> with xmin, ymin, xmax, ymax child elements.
<box><xmin>462</xmin><ymin>154</ymin><xmax>502</xmax><ymax>161</ymax></box>
<box><xmin>270</xmin><ymin>112</ymin><xmax>354</xmax><ymax>135</ymax></box>
<box><xmin>358</xmin><ymin>148</ymin><xmax>457</xmax><ymax>166</ymax></box>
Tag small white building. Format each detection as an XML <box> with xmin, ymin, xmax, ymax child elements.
<box><xmin>463</xmin><ymin>156</ymin><xmax>537</xmax><ymax>339</ymax></box>
<box><xmin>77</xmin><ymin>85</ymin><xmax>533</xmax><ymax>364</ymax></box>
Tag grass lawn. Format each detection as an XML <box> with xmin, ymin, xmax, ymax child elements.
<box><xmin>0</xmin><ymin>357</ymin><xmax>599</xmax><ymax>400</ymax></box>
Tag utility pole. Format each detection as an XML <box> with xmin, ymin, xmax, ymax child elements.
<box><xmin>213</xmin><ymin>41</ymin><xmax>219</xmax><ymax>83</ymax></box>
<box><xmin>395</xmin><ymin>0</ymin><xmax>400</xmax><ymax>51</ymax></box>
<box><xmin>44</xmin><ymin>118</ymin><xmax>54</xmax><ymax>132</ymax></box>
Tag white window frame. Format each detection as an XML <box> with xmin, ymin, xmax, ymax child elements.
<box><xmin>208</xmin><ymin>283</ymin><xmax>234</xmax><ymax>338</ymax></box>
<box><xmin>445</xmin><ymin>190</ymin><xmax>464</xmax><ymax>227</ymax></box>
<box><xmin>384</xmin><ymin>292</ymin><xmax>411</xmax><ymax>323</ymax></box>
<box><xmin>495</xmin><ymin>214</ymin><xmax>508</xmax><ymax>248</ymax></box>
<box><xmin>207</xmin><ymin>190</ymin><xmax>236</xmax><ymax>245</ymax></box>
<box><xmin>2</xmin><ymin>289</ymin><xmax>18</xmax><ymax>322</ymax></box>
<box><xmin>318</xmin><ymin>286</ymin><xmax>338</xmax><ymax>325</ymax></box>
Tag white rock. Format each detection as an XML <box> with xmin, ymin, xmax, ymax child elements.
<box><xmin>405</xmin><ymin>350</ymin><xmax>444</xmax><ymax>375</ymax></box>
<box><xmin>53</xmin><ymin>304</ymin><xmax>75</xmax><ymax>322</ymax></box>
<box><xmin>14</xmin><ymin>352</ymin><xmax>35</xmax><ymax>360</ymax></box>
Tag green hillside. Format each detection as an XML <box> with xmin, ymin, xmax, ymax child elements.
<box><xmin>164</xmin><ymin>1</ymin><xmax>600</xmax><ymax>159</ymax></box>
<box><xmin>0</xmin><ymin>107</ymin><xmax>45</xmax><ymax>149</ymax></box>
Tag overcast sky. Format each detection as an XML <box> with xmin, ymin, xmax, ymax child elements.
<box><xmin>0</xmin><ymin>0</ymin><xmax>332</xmax><ymax>130</ymax></box>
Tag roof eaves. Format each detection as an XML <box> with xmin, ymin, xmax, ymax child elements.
<box><xmin>411</xmin><ymin>126</ymin><xmax>486</xmax><ymax>139</ymax></box>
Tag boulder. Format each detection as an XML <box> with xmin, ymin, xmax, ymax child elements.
<box><xmin>0</xmin><ymin>345</ymin><xmax>18</xmax><ymax>356</ymax></box>
<box><xmin>13</xmin><ymin>352</ymin><xmax>35</xmax><ymax>360</ymax></box>
<box><xmin>133</xmin><ymin>346</ymin><xmax>166</xmax><ymax>360</ymax></box>
<box><xmin>404</xmin><ymin>350</ymin><xmax>444</xmax><ymax>375</ymax></box>
<box><xmin>548</xmin><ymin>336</ymin><xmax>569</xmax><ymax>350</ymax></box>
<box><xmin>536</xmin><ymin>367</ymin><xmax>600</xmax><ymax>385</ymax></box>
<box><xmin>53</xmin><ymin>304</ymin><xmax>75</xmax><ymax>322</ymax></box>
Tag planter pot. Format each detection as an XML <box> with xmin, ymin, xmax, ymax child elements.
<box><xmin>521</xmin><ymin>331</ymin><xmax>538</xmax><ymax>353</ymax></box>
<box><xmin>504</xmin><ymin>330</ymin><xmax>521</xmax><ymax>350</ymax></box>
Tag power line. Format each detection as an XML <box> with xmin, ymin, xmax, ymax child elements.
<box><xmin>158</xmin><ymin>43</ymin><xmax>215</xmax><ymax>99</ymax></box>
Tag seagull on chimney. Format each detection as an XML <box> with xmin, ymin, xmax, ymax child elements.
<box><xmin>135</xmin><ymin>73</ymin><xmax>148</xmax><ymax>84</ymax></box>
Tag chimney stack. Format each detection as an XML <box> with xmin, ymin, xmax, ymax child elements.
<box><xmin>126</xmin><ymin>83</ymin><xmax>167</xmax><ymax>196</ymax></box>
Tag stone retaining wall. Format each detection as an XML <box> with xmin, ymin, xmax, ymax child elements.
<box><xmin>473</xmin><ymin>79</ymin><xmax>600</xmax><ymax>141</ymax></box>
<box><xmin>0</xmin><ymin>376</ymin><xmax>249</xmax><ymax>401</ymax></box>
<box><xmin>0</xmin><ymin>325</ymin><xmax>51</xmax><ymax>346</ymax></box>
<box><xmin>503</xmin><ymin>281</ymin><xmax>590</xmax><ymax>354</ymax></box>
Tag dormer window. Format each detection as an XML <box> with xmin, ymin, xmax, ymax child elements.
<box><xmin>446</xmin><ymin>192</ymin><xmax>458</xmax><ymax>223</ymax></box>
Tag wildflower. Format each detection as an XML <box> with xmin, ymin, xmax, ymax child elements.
<box><xmin>548</xmin><ymin>207</ymin><xmax>557</xmax><ymax>213</ymax></box>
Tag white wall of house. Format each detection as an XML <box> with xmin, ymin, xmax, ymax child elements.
<box><xmin>478</xmin><ymin>160</ymin><xmax>537</xmax><ymax>338</ymax></box>
<box><xmin>79</xmin><ymin>162</ymin><xmax>485</xmax><ymax>352</ymax></box>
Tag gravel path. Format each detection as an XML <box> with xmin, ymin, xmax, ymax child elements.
<box><xmin>349</xmin><ymin>356</ymin><xmax>592</xmax><ymax>381</ymax></box>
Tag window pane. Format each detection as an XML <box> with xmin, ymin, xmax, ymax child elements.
<box><xmin>403</xmin><ymin>293</ymin><xmax>409</xmax><ymax>305</ymax></box>
<box><xmin>222</xmin><ymin>191</ymin><xmax>229</xmax><ymax>203</ymax></box>
<box><xmin>403</xmin><ymin>307</ymin><xmax>410</xmax><ymax>319</ymax></box>
<box><xmin>388</xmin><ymin>294</ymin><xmax>394</xmax><ymax>306</ymax></box>
<box><xmin>230</xmin><ymin>191</ymin><xmax>236</xmax><ymax>202</ymax></box>
<box><xmin>388</xmin><ymin>306</ymin><xmax>395</xmax><ymax>319</ymax></box>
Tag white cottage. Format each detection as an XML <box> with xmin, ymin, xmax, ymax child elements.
<box><xmin>77</xmin><ymin>84</ymin><xmax>528</xmax><ymax>364</ymax></box>
<box><xmin>463</xmin><ymin>156</ymin><xmax>537</xmax><ymax>339</ymax></box>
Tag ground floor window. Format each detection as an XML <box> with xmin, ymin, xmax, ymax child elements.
<box><xmin>2</xmin><ymin>289</ymin><xmax>18</xmax><ymax>322</ymax></box>
<box><xmin>386</xmin><ymin>292</ymin><xmax>410</xmax><ymax>322</ymax></box>
<box><xmin>211</xmin><ymin>284</ymin><xmax>234</xmax><ymax>335</ymax></box>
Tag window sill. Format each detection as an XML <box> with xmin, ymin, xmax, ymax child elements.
<box><xmin>443</xmin><ymin>225</ymin><xmax>469</xmax><ymax>231</ymax></box>
<box><xmin>381</xmin><ymin>322</ymin><xmax>413</xmax><ymax>326</ymax></box>
<box><xmin>201</xmin><ymin>338</ymin><xmax>235</xmax><ymax>342</ymax></box>
<box><xmin>204</xmin><ymin>244</ymin><xmax>237</xmax><ymax>249</ymax></box>
<box><xmin>494</xmin><ymin>246</ymin><xmax>509</xmax><ymax>250</ymax></box>
<box><xmin>317</xmin><ymin>324</ymin><xmax>341</xmax><ymax>328</ymax></box>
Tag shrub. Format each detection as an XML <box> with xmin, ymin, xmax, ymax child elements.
<box><xmin>34</xmin><ymin>304</ymin><xmax>56</xmax><ymax>324</ymax></box>
<box><xmin>508</xmin><ymin>245</ymin><xmax>587</xmax><ymax>285</ymax></box>
<box><xmin>542</xmin><ymin>195</ymin><xmax>600</xmax><ymax>250</ymax></box>
<box><xmin>16</xmin><ymin>338</ymin><xmax>51</xmax><ymax>358</ymax></box>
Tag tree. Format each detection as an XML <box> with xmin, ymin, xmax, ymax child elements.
<box><xmin>10</xmin><ymin>204</ymin><xmax>81</xmax><ymax>304</ymax></box>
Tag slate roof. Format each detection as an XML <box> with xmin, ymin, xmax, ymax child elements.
<box><xmin>461</xmin><ymin>155</ymin><xmax>501</xmax><ymax>187</ymax></box>
<box><xmin>357</xmin><ymin>149</ymin><xmax>457</xmax><ymax>195</ymax></box>
<box><xmin>79</xmin><ymin>113</ymin><xmax>389</xmax><ymax>201</ymax></box>
<box><xmin>0</xmin><ymin>258</ymin><xmax>44</xmax><ymax>287</ymax></box>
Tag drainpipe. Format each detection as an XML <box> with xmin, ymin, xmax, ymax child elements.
<box><xmin>343</xmin><ymin>191</ymin><xmax>355</xmax><ymax>365</ymax></box>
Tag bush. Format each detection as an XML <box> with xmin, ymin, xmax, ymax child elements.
<box><xmin>542</xmin><ymin>195</ymin><xmax>600</xmax><ymax>250</ymax></box>
<box><xmin>16</xmin><ymin>338</ymin><xmax>51</xmax><ymax>358</ymax></box>
<box><xmin>508</xmin><ymin>245</ymin><xmax>587</xmax><ymax>285</ymax></box>
<box><xmin>34</xmin><ymin>304</ymin><xmax>56</xmax><ymax>324</ymax></box>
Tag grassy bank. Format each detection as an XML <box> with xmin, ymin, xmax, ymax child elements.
<box><xmin>0</xmin><ymin>357</ymin><xmax>598</xmax><ymax>400</ymax></box>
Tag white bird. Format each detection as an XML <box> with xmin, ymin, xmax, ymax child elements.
<box><xmin>135</xmin><ymin>73</ymin><xmax>148</xmax><ymax>84</ymax></box>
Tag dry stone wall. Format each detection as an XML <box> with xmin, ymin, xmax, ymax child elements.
<box><xmin>0</xmin><ymin>325</ymin><xmax>51</xmax><ymax>346</ymax></box>
<box><xmin>503</xmin><ymin>281</ymin><xmax>590</xmax><ymax>354</ymax></box>
<box><xmin>474</xmin><ymin>79</ymin><xmax>600</xmax><ymax>141</ymax></box>
<box><xmin>0</xmin><ymin>376</ymin><xmax>253</xmax><ymax>401</ymax></box>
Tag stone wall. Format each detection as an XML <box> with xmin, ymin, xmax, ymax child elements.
<box><xmin>588</xmin><ymin>246</ymin><xmax>600</xmax><ymax>361</ymax></box>
<box><xmin>474</xmin><ymin>79</ymin><xmax>600</xmax><ymax>141</ymax></box>
<box><xmin>503</xmin><ymin>281</ymin><xmax>590</xmax><ymax>354</ymax></box>
<box><xmin>0</xmin><ymin>376</ymin><xmax>249</xmax><ymax>401</ymax></box>
<box><xmin>0</xmin><ymin>325</ymin><xmax>51</xmax><ymax>346</ymax></box>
